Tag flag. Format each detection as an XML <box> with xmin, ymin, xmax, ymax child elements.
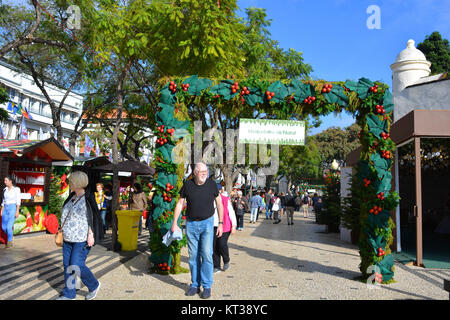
<box><xmin>108</xmin><ymin>149</ymin><xmax>113</xmax><ymax>162</ymax></box>
<box><xmin>84</xmin><ymin>134</ymin><xmax>94</xmax><ymax>157</ymax></box>
<box><xmin>12</xmin><ymin>103</ymin><xmax>18</xmax><ymax>115</ymax></box>
<box><xmin>146</xmin><ymin>153</ymin><xmax>150</xmax><ymax>164</ymax></box>
<box><xmin>39</xmin><ymin>127</ymin><xmax>44</xmax><ymax>140</ymax></box>
<box><xmin>0</xmin><ymin>124</ymin><xmax>5</xmax><ymax>139</ymax></box>
<box><xmin>22</xmin><ymin>107</ymin><xmax>33</xmax><ymax>120</ymax></box>
<box><xmin>19</xmin><ymin>116</ymin><xmax>28</xmax><ymax>140</ymax></box>
<box><xmin>95</xmin><ymin>139</ymin><xmax>100</xmax><ymax>157</ymax></box>
<box><xmin>7</xmin><ymin>101</ymin><xmax>13</xmax><ymax>111</ymax></box>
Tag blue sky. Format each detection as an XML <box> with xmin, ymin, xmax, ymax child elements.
<box><xmin>237</xmin><ymin>0</ymin><xmax>450</xmax><ymax>135</ymax></box>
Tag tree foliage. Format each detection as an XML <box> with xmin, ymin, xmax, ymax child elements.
<box><xmin>310</xmin><ymin>122</ymin><xmax>361</xmax><ymax>166</ymax></box>
<box><xmin>417</xmin><ymin>31</ymin><xmax>450</xmax><ymax>75</ymax></box>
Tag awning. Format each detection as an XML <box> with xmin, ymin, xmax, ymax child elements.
<box><xmin>0</xmin><ymin>137</ymin><xmax>73</xmax><ymax>161</ymax></box>
<box><xmin>93</xmin><ymin>159</ymin><xmax>156</xmax><ymax>176</ymax></box>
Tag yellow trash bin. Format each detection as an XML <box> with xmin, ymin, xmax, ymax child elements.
<box><xmin>116</xmin><ymin>210</ymin><xmax>142</xmax><ymax>251</ymax></box>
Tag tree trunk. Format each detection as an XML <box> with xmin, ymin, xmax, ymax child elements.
<box><xmin>69</xmin><ymin>133</ymin><xmax>78</xmax><ymax>157</ymax></box>
<box><xmin>111</xmin><ymin>60</ymin><xmax>133</xmax><ymax>251</ymax></box>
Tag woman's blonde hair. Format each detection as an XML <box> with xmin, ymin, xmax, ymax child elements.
<box><xmin>68</xmin><ymin>171</ymin><xmax>89</xmax><ymax>189</ymax></box>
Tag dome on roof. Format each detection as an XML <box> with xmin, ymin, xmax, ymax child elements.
<box><xmin>394</xmin><ymin>39</ymin><xmax>427</xmax><ymax>63</ymax></box>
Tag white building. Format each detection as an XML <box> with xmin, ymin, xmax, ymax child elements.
<box><xmin>0</xmin><ymin>60</ymin><xmax>83</xmax><ymax>147</ymax></box>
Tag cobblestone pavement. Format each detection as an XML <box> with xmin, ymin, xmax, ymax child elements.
<box><xmin>0</xmin><ymin>209</ymin><xmax>449</xmax><ymax>300</ymax></box>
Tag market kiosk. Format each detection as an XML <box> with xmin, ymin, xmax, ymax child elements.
<box><xmin>0</xmin><ymin>138</ymin><xmax>73</xmax><ymax>237</ymax></box>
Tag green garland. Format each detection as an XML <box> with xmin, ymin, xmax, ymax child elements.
<box><xmin>151</xmin><ymin>76</ymin><xmax>399</xmax><ymax>283</ymax></box>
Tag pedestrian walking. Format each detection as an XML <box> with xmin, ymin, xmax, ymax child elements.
<box><xmin>294</xmin><ymin>191</ymin><xmax>302</xmax><ymax>212</ymax></box>
<box><xmin>311</xmin><ymin>193</ymin><xmax>319</xmax><ymax>214</ymax></box>
<box><xmin>130</xmin><ymin>183</ymin><xmax>147</xmax><ymax>235</ymax></box>
<box><xmin>284</xmin><ymin>192</ymin><xmax>296</xmax><ymax>225</ymax></box>
<box><xmin>103</xmin><ymin>184</ymin><xmax>113</xmax><ymax>231</ymax></box>
<box><xmin>279</xmin><ymin>192</ymin><xmax>286</xmax><ymax>218</ymax></box>
<box><xmin>170</xmin><ymin>162</ymin><xmax>224</xmax><ymax>299</ymax></box>
<box><xmin>213</xmin><ymin>184</ymin><xmax>237</xmax><ymax>273</ymax></box>
<box><xmin>265</xmin><ymin>189</ymin><xmax>273</xmax><ymax>220</ymax></box>
<box><xmin>94</xmin><ymin>183</ymin><xmax>107</xmax><ymax>234</ymax></box>
<box><xmin>232</xmin><ymin>190</ymin><xmax>248</xmax><ymax>231</ymax></box>
<box><xmin>301</xmin><ymin>192</ymin><xmax>310</xmax><ymax>218</ymax></box>
<box><xmin>56</xmin><ymin>171</ymin><xmax>103</xmax><ymax>300</ymax></box>
<box><xmin>271</xmin><ymin>193</ymin><xmax>281</xmax><ymax>224</ymax></box>
<box><xmin>249</xmin><ymin>192</ymin><xmax>264</xmax><ymax>224</ymax></box>
<box><xmin>1</xmin><ymin>176</ymin><xmax>21</xmax><ymax>248</ymax></box>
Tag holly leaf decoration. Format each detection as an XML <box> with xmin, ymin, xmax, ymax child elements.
<box><xmin>156</xmin><ymin>103</ymin><xmax>175</xmax><ymax>126</ymax></box>
<box><xmin>375</xmin><ymin>254</ymin><xmax>394</xmax><ymax>282</ymax></box>
<box><xmin>371</xmin><ymin>153</ymin><xmax>392</xmax><ymax>179</ymax></box>
<box><xmin>323</xmin><ymin>84</ymin><xmax>349</xmax><ymax>106</ymax></box>
<box><xmin>156</xmin><ymin>172</ymin><xmax>178</xmax><ymax>189</ymax></box>
<box><xmin>159</xmin><ymin>144</ymin><xmax>175</xmax><ymax>162</ymax></box>
<box><xmin>267</xmin><ymin>81</ymin><xmax>288</xmax><ymax>103</ymax></box>
<box><xmin>366</xmin><ymin>114</ymin><xmax>388</xmax><ymax>139</ymax></box>
<box><xmin>244</xmin><ymin>88</ymin><xmax>264</xmax><ymax>106</ymax></box>
<box><xmin>184</xmin><ymin>75</ymin><xmax>212</xmax><ymax>96</ymax></box>
<box><xmin>374</xmin><ymin>172</ymin><xmax>392</xmax><ymax>194</ymax></box>
<box><xmin>290</xmin><ymin>82</ymin><xmax>315</xmax><ymax>102</ymax></box>
<box><xmin>344</xmin><ymin>78</ymin><xmax>374</xmax><ymax>100</ymax></box>
<box><xmin>368</xmin><ymin>234</ymin><xmax>387</xmax><ymax>255</ymax></box>
<box><xmin>209</xmin><ymin>80</ymin><xmax>238</xmax><ymax>101</ymax></box>
<box><xmin>383</xmin><ymin>90</ymin><xmax>394</xmax><ymax>114</ymax></box>
<box><xmin>367</xmin><ymin>210</ymin><xmax>391</xmax><ymax>229</ymax></box>
<box><xmin>160</xmin><ymin>86</ymin><xmax>176</xmax><ymax>105</ymax></box>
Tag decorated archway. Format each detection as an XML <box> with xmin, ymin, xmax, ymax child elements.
<box><xmin>149</xmin><ymin>75</ymin><xmax>398</xmax><ymax>284</ymax></box>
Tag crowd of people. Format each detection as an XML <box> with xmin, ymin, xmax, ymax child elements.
<box><xmin>1</xmin><ymin>165</ymin><xmax>322</xmax><ymax>300</ymax></box>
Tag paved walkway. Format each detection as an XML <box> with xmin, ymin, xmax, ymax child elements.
<box><xmin>0</xmin><ymin>209</ymin><xmax>449</xmax><ymax>300</ymax></box>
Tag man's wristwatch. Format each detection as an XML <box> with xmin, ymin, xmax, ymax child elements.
<box><xmin>218</xmin><ymin>222</ymin><xmax>223</xmax><ymax>224</ymax></box>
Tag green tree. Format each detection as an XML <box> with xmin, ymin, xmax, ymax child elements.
<box><xmin>417</xmin><ymin>31</ymin><xmax>450</xmax><ymax>75</ymax></box>
<box><xmin>310</xmin><ymin>122</ymin><xmax>361</xmax><ymax>168</ymax></box>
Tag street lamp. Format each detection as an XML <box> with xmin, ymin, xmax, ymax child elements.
<box><xmin>331</xmin><ymin>159</ymin><xmax>339</xmax><ymax>171</ymax></box>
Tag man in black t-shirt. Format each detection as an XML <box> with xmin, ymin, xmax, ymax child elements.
<box><xmin>171</xmin><ymin>162</ymin><xmax>223</xmax><ymax>299</ymax></box>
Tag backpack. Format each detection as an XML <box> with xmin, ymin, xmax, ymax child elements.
<box><xmin>271</xmin><ymin>196</ymin><xmax>277</xmax><ymax>205</ymax></box>
<box><xmin>295</xmin><ymin>196</ymin><xmax>301</xmax><ymax>206</ymax></box>
<box><xmin>302</xmin><ymin>195</ymin><xmax>309</xmax><ymax>204</ymax></box>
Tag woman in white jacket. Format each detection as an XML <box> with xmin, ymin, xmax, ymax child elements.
<box><xmin>213</xmin><ymin>184</ymin><xmax>236</xmax><ymax>273</ymax></box>
<box><xmin>271</xmin><ymin>193</ymin><xmax>281</xmax><ymax>224</ymax></box>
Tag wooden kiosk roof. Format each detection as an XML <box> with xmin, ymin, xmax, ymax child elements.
<box><xmin>346</xmin><ymin>110</ymin><xmax>450</xmax><ymax>166</ymax></box>
<box><xmin>0</xmin><ymin>137</ymin><xmax>73</xmax><ymax>162</ymax></box>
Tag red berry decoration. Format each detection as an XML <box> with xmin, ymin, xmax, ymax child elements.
<box><xmin>303</xmin><ymin>96</ymin><xmax>315</xmax><ymax>104</ymax></box>
<box><xmin>375</xmin><ymin>104</ymin><xmax>385</xmax><ymax>115</ymax></box>
<box><xmin>322</xmin><ymin>83</ymin><xmax>333</xmax><ymax>93</ymax></box>
<box><xmin>370</xmin><ymin>84</ymin><xmax>379</xmax><ymax>94</ymax></box>
<box><xmin>377</xmin><ymin>192</ymin><xmax>385</xmax><ymax>200</ymax></box>
<box><xmin>363</xmin><ymin>178</ymin><xmax>371</xmax><ymax>187</ymax></box>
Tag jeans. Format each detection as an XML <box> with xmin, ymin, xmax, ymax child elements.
<box><xmin>236</xmin><ymin>214</ymin><xmax>244</xmax><ymax>230</ymax></box>
<box><xmin>100</xmin><ymin>210</ymin><xmax>107</xmax><ymax>233</ymax></box>
<box><xmin>213</xmin><ymin>229</ymin><xmax>230</xmax><ymax>269</ymax></box>
<box><xmin>186</xmin><ymin>215</ymin><xmax>214</xmax><ymax>289</ymax></box>
<box><xmin>265</xmin><ymin>204</ymin><xmax>272</xmax><ymax>219</ymax></box>
<box><xmin>62</xmin><ymin>241</ymin><xmax>99</xmax><ymax>299</ymax></box>
<box><xmin>250</xmin><ymin>207</ymin><xmax>259</xmax><ymax>222</ymax></box>
<box><xmin>2</xmin><ymin>204</ymin><xmax>16</xmax><ymax>242</ymax></box>
<box><xmin>272</xmin><ymin>210</ymin><xmax>279</xmax><ymax>221</ymax></box>
<box><xmin>286</xmin><ymin>206</ymin><xmax>295</xmax><ymax>224</ymax></box>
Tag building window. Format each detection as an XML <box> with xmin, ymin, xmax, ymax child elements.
<box><xmin>9</xmin><ymin>87</ymin><xmax>15</xmax><ymax>101</ymax></box>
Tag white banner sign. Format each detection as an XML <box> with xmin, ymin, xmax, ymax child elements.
<box><xmin>238</xmin><ymin>119</ymin><xmax>305</xmax><ymax>145</ymax></box>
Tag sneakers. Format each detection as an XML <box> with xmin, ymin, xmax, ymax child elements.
<box><xmin>213</xmin><ymin>268</ymin><xmax>221</xmax><ymax>274</ymax></box>
<box><xmin>223</xmin><ymin>263</ymin><xmax>230</xmax><ymax>271</ymax></box>
<box><xmin>201</xmin><ymin>288</ymin><xmax>211</xmax><ymax>299</ymax></box>
<box><xmin>185</xmin><ymin>286</ymin><xmax>200</xmax><ymax>296</ymax></box>
<box><xmin>86</xmin><ymin>282</ymin><xmax>101</xmax><ymax>300</ymax></box>
<box><xmin>56</xmin><ymin>295</ymin><xmax>75</xmax><ymax>300</ymax></box>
